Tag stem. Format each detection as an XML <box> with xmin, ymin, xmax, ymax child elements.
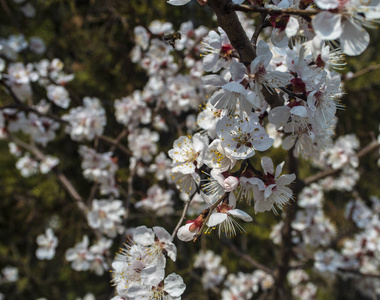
<box><xmin>222</xmin><ymin>239</ymin><xmax>273</xmax><ymax>274</ymax></box>
<box><xmin>172</xmin><ymin>188</ymin><xmax>200</xmax><ymax>239</ymax></box>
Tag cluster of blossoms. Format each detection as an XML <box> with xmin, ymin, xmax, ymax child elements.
<box><xmin>221</xmin><ymin>269</ymin><xmax>274</xmax><ymax>299</ymax></box>
<box><xmin>0</xmin><ymin>266</ymin><xmax>19</xmax><ymax>284</ymax></box>
<box><xmin>310</xmin><ymin>196</ymin><xmax>380</xmax><ymax>298</ymax></box>
<box><xmin>314</xmin><ymin>134</ymin><xmax>360</xmax><ymax>191</ymax></box>
<box><xmin>87</xmin><ymin>199</ymin><xmax>126</xmax><ymax>238</ymax></box>
<box><xmin>135</xmin><ymin>184</ymin><xmax>175</xmax><ymax>216</ymax></box>
<box><xmin>109</xmin><ymin>0</ymin><xmax>380</xmax><ymax>295</ymax></box>
<box><xmin>110</xmin><ymin>226</ymin><xmax>185</xmax><ymax>300</ymax></box>
<box><xmin>0</xmin><ymin>266</ymin><xmax>19</xmax><ymax>299</ymax></box>
<box><xmin>62</xmin><ymin>97</ymin><xmax>106</xmax><ymax>142</ymax></box>
<box><xmin>193</xmin><ymin>250</ymin><xmax>227</xmax><ymax>290</ymax></box>
<box><xmin>287</xmin><ymin>269</ymin><xmax>317</xmax><ymax>300</ymax></box>
<box><xmin>65</xmin><ymin>236</ymin><xmax>113</xmax><ymax>276</ymax></box>
<box><xmin>79</xmin><ymin>146</ymin><xmax>119</xmax><ymax>197</ymax></box>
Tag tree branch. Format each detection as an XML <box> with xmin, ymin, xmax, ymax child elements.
<box><xmin>230</xmin><ymin>4</ymin><xmax>320</xmax><ymax>16</ymax></box>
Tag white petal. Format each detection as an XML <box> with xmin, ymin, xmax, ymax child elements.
<box><xmin>222</xmin><ymin>81</ymin><xmax>245</xmax><ymax>94</ymax></box>
<box><xmin>203</xmin><ymin>53</ymin><xmax>220</xmax><ymax>72</ymax></box>
<box><xmin>229</xmin><ymin>192</ymin><xmax>237</xmax><ymax>207</ymax></box>
<box><xmin>153</xmin><ymin>226</ymin><xmax>172</xmax><ymax>243</ymax></box>
<box><xmin>312</xmin><ymin>11</ymin><xmax>342</xmax><ymax>40</ymax></box>
<box><xmin>285</xmin><ymin>17</ymin><xmax>299</xmax><ymax>38</ymax></box>
<box><xmin>277</xmin><ymin>173</ymin><xmax>296</xmax><ymax>186</ymax></box>
<box><xmin>254</xmin><ymin>198</ymin><xmax>272</xmax><ymax>212</ymax></box>
<box><xmin>268</xmin><ymin>106</ymin><xmax>290</xmax><ymax>127</ymax></box>
<box><xmin>207</xmin><ymin>213</ymin><xmax>227</xmax><ymax>227</ymax></box>
<box><xmin>282</xmin><ymin>135</ymin><xmax>296</xmax><ymax>150</ymax></box>
<box><xmin>133</xmin><ymin>226</ymin><xmax>155</xmax><ymax>246</ymax></box>
<box><xmin>314</xmin><ymin>0</ymin><xmax>339</xmax><ymax>9</ymax></box>
<box><xmin>177</xmin><ymin>223</ymin><xmax>196</xmax><ymax>242</ymax></box>
<box><xmin>253</xmin><ymin>137</ymin><xmax>274</xmax><ymax>152</ymax></box>
<box><xmin>230</xmin><ymin>60</ymin><xmax>247</xmax><ymax>83</ymax></box>
<box><xmin>228</xmin><ymin>209</ymin><xmax>253</xmax><ymax>222</ymax></box>
<box><xmin>261</xmin><ymin>156</ymin><xmax>274</xmax><ymax>175</ymax></box>
<box><xmin>211</xmin><ymin>169</ymin><xmax>225</xmax><ymax>187</ymax></box>
<box><xmin>224</xmin><ymin>176</ymin><xmax>239</xmax><ymax>192</ymax></box>
<box><xmin>141</xmin><ymin>264</ymin><xmax>165</xmax><ymax>286</ymax></box>
<box><xmin>167</xmin><ymin>0</ymin><xmax>192</xmax><ymax>5</ymax></box>
<box><xmin>340</xmin><ymin>19</ymin><xmax>369</xmax><ymax>56</ymax></box>
<box><xmin>275</xmin><ymin>161</ymin><xmax>285</xmax><ymax>178</ymax></box>
<box><xmin>290</xmin><ymin>106</ymin><xmax>308</xmax><ymax>118</ymax></box>
<box><xmin>202</xmin><ymin>75</ymin><xmax>227</xmax><ymax>87</ymax></box>
<box><xmin>164</xmin><ymin>273</ymin><xmax>186</xmax><ymax>297</ymax></box>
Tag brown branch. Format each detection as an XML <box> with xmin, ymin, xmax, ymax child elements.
<box><xmin>222</xmin><ymin>239</ymin><xmax>273</xmax><ymax>275</ymax></box>
<box><xmin>230</xmin><ymin>4</ymin><xmax>320</xmax><ymax>16</ymax></box>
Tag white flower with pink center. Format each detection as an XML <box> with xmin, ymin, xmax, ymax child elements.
<box><xmin>201</xmin><ymin>27</ymin><xmax>235</xmax><ymax>73</ymax></box>
<box><xmin>255</xmin><ymin>157</ymin><xmax>296</xmax><ymax>213</ymax></box>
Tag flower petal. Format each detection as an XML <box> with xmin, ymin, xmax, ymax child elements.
<box><xmin>312</xmin><ymin>11</ymin><xmax>342</xmax><ymax>40</ymax></box>
<box><xmin>228</xmin><ymin>209</ymin><xmax>253</xmax><ymax>222</ymax></box>
<box><xmin>207</xmin><ymin>212</ymin><xmax>228</xmax><ymax>227</ymax></box>
<box><xmin>340</xmin><ymin>18</ymin><xmax>369</xmax><ymax>56</ymax></box>
<box><xmin>167</xmin><ymin>0</ymin><xmax>192</xmax><ymax>5</ymax></box>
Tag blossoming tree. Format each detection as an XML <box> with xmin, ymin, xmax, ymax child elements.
<box><xmin>1</xmin><ymin>0</ymin><xmax>380</xmax><ymax>299</ymax></box>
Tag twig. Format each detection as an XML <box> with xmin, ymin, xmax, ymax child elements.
<box><xmin>230</xmin><ymin>4</ymin><xmax>320</xmax><ymax>16</ymax></box>
<box><xmin>98</xmin><ymin>135</ymin><xmax>132</xmax><ymax>156</ymax></box>
<box><xmin>222</xmin><ymin>239</ymin><xmax>273</xmax><ymax>275</ymax></box>
<box><xmin>0</xmin><ymin>103</ymin><xmax>69</xmax><ymax>125</ymax></box>
<box><xmin>251</xmin><ymin>16</ymin><xmax>269</xmax><ymax>45</ymax></box>
<box><xmin>346</xmin><ymin>64</ymin><xmax>380</xmax><ymax>80</ymax></box>
<box><xmin>172</xmin><ymin>188</ymin><xmax>200</xmax><ymax>239</ymax></box>
<box><xmin>108</xmin><ymin>128</ymin><xmax>129</xmax><ymax>153</ymax></box>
